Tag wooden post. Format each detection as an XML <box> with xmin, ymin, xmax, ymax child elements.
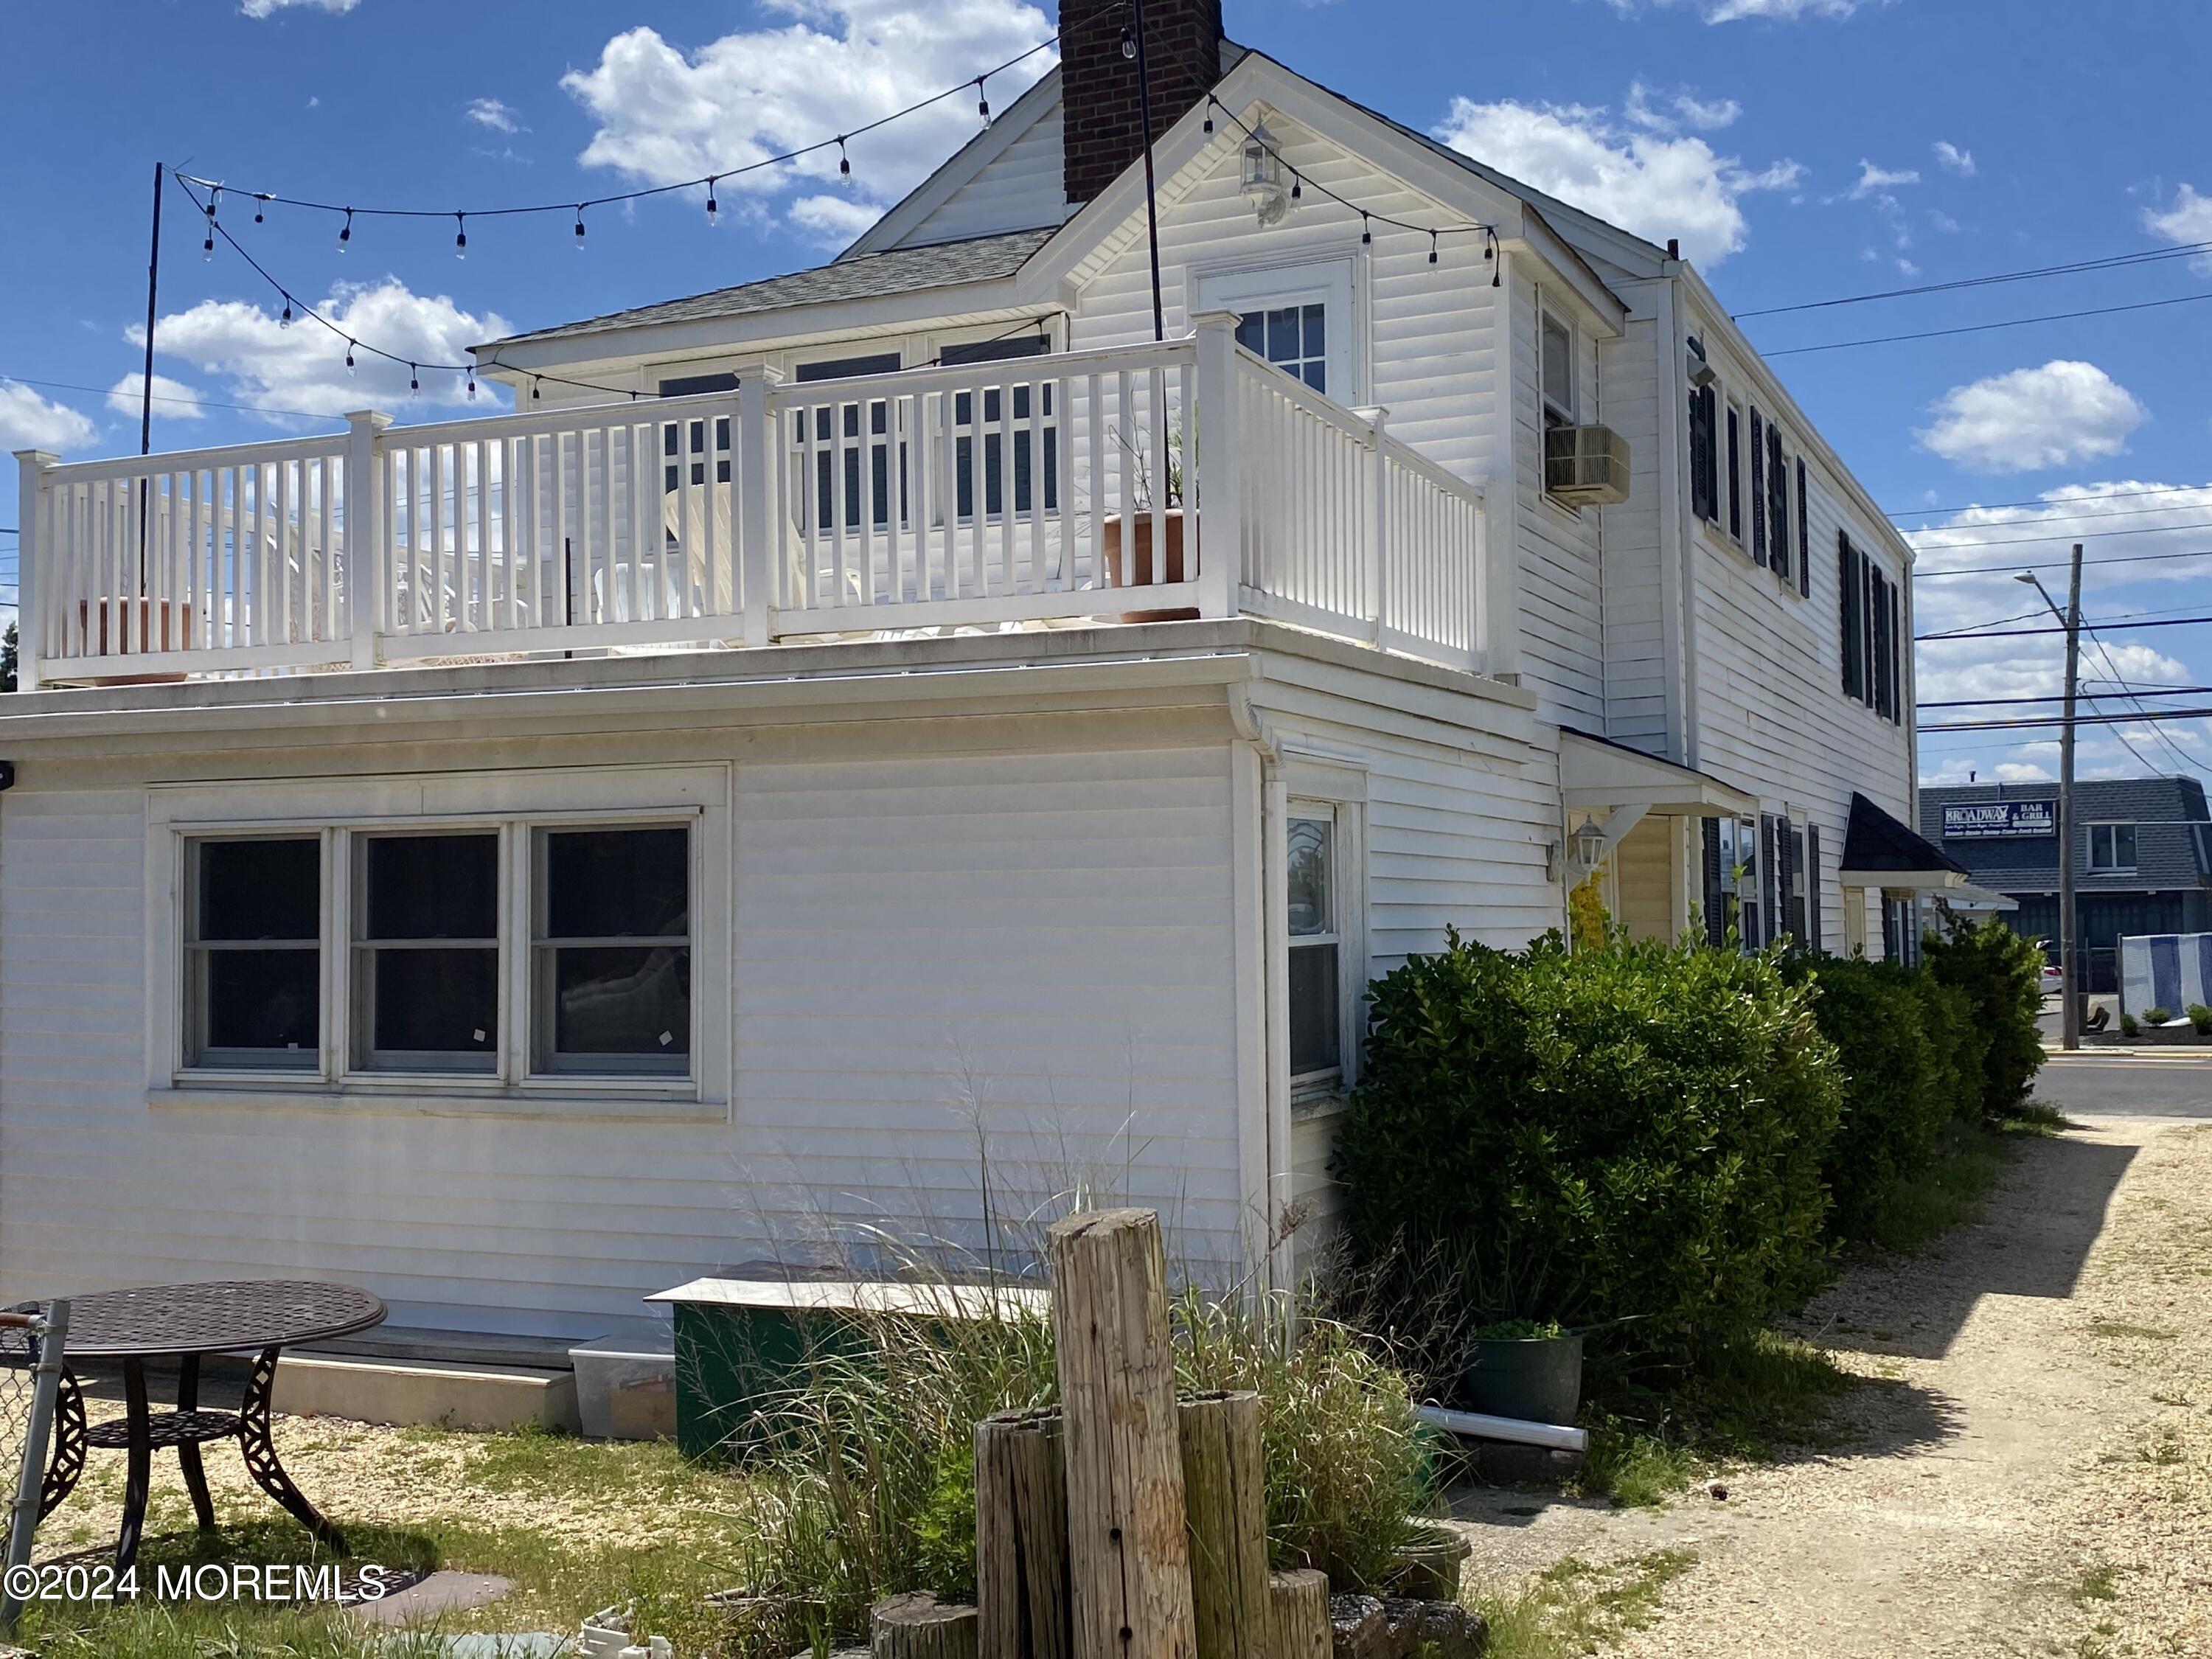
<box><xmin>874</xmin><ymin>1593</ymin><xmax>981</xmax><ymax>1659</ymax></box>
<box><xmin>1176</xmin><ymin>1391</ymin><xmax>1267</xmax><ymax>1659</ymax></box>
<box><xmin>1047</xmin><ymin>1208</ymin><xmax>1196</xmax><ymax>1659</ymax></box>
<box><xmin>13</xmin><ymin>449</ymin><xmax>55</xmax><ymax>692</ymax></box>
<box><xmin>1265</xmin><ymin>1571</ymin><xmax>1329</xmax><ymax>1659</ymax></box>
<box><xmin>342</xmin><ymin>410</ymin><xmax>392</xmax><ymax>672</ymax></box>
<box><xmin>975</xmin><ymin>1408</ymin><xmax>1072</xmax><ymax>1659</ymax></box>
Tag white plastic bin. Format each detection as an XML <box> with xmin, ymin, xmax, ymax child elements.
<box><xmin>570</xmin><ymin>1332</ymin><xmax>677</xmax><ymax>1441</ymax></box>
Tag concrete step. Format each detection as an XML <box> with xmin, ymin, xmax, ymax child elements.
<box><xmin>273</xmin><ymin>1353</ymin><xmax>580</xmax><ymax>1433</ymax></box>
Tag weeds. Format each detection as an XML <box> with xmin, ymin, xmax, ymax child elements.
<box><xmin>1470</xmin><ymin>1547</ymin><xmax>1698</xmax><ymax>1658</ymax></box>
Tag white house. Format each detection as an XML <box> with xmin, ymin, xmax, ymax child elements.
<box><xmin>1</xmin><ymin>0</ymin><xmax>1957</xmax><ymax>1339</ymax></box>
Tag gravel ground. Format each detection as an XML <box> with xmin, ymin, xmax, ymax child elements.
<box><xmin>1452</xmin><ymin>1116</ymin><xmax>2212</xmax><ymax>1657</ymax></box>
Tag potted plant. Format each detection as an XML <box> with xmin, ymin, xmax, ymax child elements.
<box><xmin>1100</xmin><ymin>428</ymin><xmax>1197</xmax><ymax>623</ymax></box>
<box><xmin>1460</xmin><ymin>1318</ymin><xmax>1583</xmax><ymax>1427</ymax></box>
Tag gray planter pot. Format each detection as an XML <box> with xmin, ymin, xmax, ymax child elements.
<box><xmin>1461</xmin><ymin>1332</ymin><xmax>1584</xmax><ymax>1426</ymax></box>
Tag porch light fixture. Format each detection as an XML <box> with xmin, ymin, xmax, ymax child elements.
<box><xmin>1241</xmin><ymin>119</ymin><xmax>1289</xmax><ymax>227</ymax></box>
<box><xmin>1573</xmin><ymin>815</ymin><xmax>1609</xmax><ymax>871</ymax></box>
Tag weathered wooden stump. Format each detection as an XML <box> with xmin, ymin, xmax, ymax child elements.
<box><xmin>1177</xmin><ymin>1391</ymin><xmax>1267</xmax><ymax>1659</ymax></box>
<box><xmin>975</xmin><ymin>1407</ymin><xmax>1072</xmax><ymax>1659</ymax></box>
<box><xmin>1267</xmin><ymin>1569</ymin><xmax>1331</xmax><ymax>1659</ymax></box>
<box><xmin>1047</xmin><ymin>1208</ymin><xmax>1197</xmax><ymax>1659</ymax></box>
<box><xmin>873</xmin><ymin>1592</ymin><xmax>981</xmax><ymax>1659</ymax></box>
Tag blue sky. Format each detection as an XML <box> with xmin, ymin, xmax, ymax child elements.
<box><xmin>4</xmin><ymin>0</ymin><xmax>2209</xmax><ymax>786</ymax></box>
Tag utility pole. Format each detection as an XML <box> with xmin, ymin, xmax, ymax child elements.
<box><xmin>2058</xmin><ymin>541</ymin><xmax>2084</xmax><ymax>1051</ymax></box>
<box><xmin>2021</xmin><ymin>546</ymin><xmax>2085</xmax><ymax>1051</ymax></box>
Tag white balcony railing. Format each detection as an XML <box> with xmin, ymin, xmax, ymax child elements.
<box><xmin>13</xmin><ymin>315</ymin><xmax>1494</xmax><ymax>690</ymax></box>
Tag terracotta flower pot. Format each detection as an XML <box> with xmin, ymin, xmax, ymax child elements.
<box><xmin>77</xmin><ymin>598</ymin><xmax>192</xmax><ymax>685</ymax></box>
<box><xmin>1100</xmin><ymin>507</ymin><xmax>1199</xmax><ymax>624</ymax></box>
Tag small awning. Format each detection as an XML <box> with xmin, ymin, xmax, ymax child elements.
<box><xmin>1839</xmin><ymin>791</ymin><xmax>1972</xmax><ymax>891</ymax></box>
<box><xmin>1559</xmin><ymin>730</ymin><xmax>1758</xmax><ymax>817</ymax></box>
<box><xmin>1939</xmin><ymin>882</ymin><xmax>2022</xmax><ymax>914</ymax></box>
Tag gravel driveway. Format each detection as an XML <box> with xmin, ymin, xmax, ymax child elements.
<box><xmin>1455</xmin><ymin>1115</ymin><xmax>2212</xmax><ymax>1657</ymax></box>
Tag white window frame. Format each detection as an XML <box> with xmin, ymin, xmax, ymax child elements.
<box><xmin>1538</xmin><ymin>296</ymin><xmax>1578</xmax><ymax>431</ymax></box>
<box><xmin>2088</xmin><ymin>821</ymin><xmax>2138</xmax><ymax>874</ymax></box>
<box><xmin>1284</xmin><ymin>763</ymin><xmax>1368</xmax><ymax>1100</ymax></box>
<box><xmin>146</xmin><ymin>764</ymin><xmax>733</xmax><ymax>1120</ymax></box>
<box><xmin>1192</xmin><ymin>254</ymin><xmax>1361</xmax><ymax>405</ymax></box>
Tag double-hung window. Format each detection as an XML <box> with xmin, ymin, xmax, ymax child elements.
<box><xmin>1236</xmin><ymin>305</ymin><xmax>1328</xmax><ymax>393</ymax></box>
<box><xmin>1540</xmin><ymin>307</ymin><xmax>1576</xmax><ymax>432</ymax></box>
<box><xmin>1287</xmin><ymin>815</ymin><xmax>1341</xmax><ymax>1079</ymax></box>
<box><xmin>1725</xmin><ymin>404</ymin><xmax>1745</xmax><ymax>541</ymax></box>
<box><xmin>163</xmin><ymin>774</ymin><xmax>722</xmax><ymax>1104</ymax></box>
<box><xmin>2089</xmin><ymin>823</ymin><xmax>2138</xmax><ymax>873</ymax></box>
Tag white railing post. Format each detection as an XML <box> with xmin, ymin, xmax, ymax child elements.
<box><xmin>13</xmin><ymin>450</ymin><xmax>55</xmax><ymax>692</ymax></box>
<box><xmin>739</xmin><ymin>367</ymin><xmax>783</xmax><ymax>648</ymax></box>
<box><xmin>344</xmin><ymin>410</ymin><xmax>392</xmax><ymax>672</ymax></box>
<box><xmin>1191</xmin><ymin>312</ymin><xmax>1242</xmax><ymax>619</ymax></box>
<box><xmin>1355</xmin><ymin>408</ymin><xmax>1389</xmax><ymax>645</ymax></box>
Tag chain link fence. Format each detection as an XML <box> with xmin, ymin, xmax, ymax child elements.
<box><xmin>0</xmin><ymin>1301</ymin><xmax>70</xmax><ymax>1632</ymax></box>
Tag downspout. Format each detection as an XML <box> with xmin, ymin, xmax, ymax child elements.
<box><xmin>1226</xmin><ymin>684</ymin><xmax>1293</xmax><ymax>1301</ymax></box>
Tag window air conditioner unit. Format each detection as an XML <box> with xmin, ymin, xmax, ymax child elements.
<box><xmin>1544</xmin><ymin>424</ymin><xmax>1632</xmax><ymax>506</ymax></box>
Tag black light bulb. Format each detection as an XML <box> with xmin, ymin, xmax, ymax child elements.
<box><xmin>408</xmin><ymin>363</ymin><xmax>419</xmax><ymax>394</ymax></box>
<box><xmin>1360</xmin><ymin>213</ymin><xmax>1371</xmax><ymax>246</ymax></box>
<box><xmin>1290</xmin><ymin>174</ymin><xmax>1302</xmax><ymax>202</ymax></box>
<box><xmin>532</xmin><ymin>378</ymin><xmax>542</xmax><ymax>401</ymax></box>
<box><xmin>465</xmin><ymin>370</ymin><xmax>476</xmax><ymax>400</ymax></box>
<box><xmin>254</xmin><ymin>194</ymin><xmax>268</xmax><ymax>224</ymax></box>
<box><xmin>454</xmin><ymin>212</ymin><xmax>467</xmax><ymax>259</ymax></box>
<box><xmin>705</xmin><ymin>179</ymin><xmax>718</xmax><ymax>225</ymax></box>
<box><xmin>1429</xmin><ymin>232</ymin><xmax>1439</xmax><ymax>265</ymax></box>
<box><xmin>1203</xmin><ymin>99</ymin><xmax>1214</xmax><ymax>135</ymax></box>
<box><xmin>345</xmin><ymin>341</ymin><xmax>356</xmax><ymax>375</ymax></box>
<box><xmin>838</xmin><ymin>138</ymin><xmax>850</xmax><ymax>179</ymax></box>
<box><xmin>574</xmin><ymin>208</ymin><xmax>585</xmax><ymax>248</ymax></box>
<box><xmin>976</xmin><ymin>77</ymin><xmax>990</xmax><ymax>125</ymax></box>
<box><xmin>279</xmin><ymin>297</ymin><xmax>293</xmax><ymax>329</ymax></box>
<box><xmin>337</xmin><ymin>207</ymin><xmax>351</xmax><ymax>253</ymax></box>
<box><xmin>203</xmin><ymin>226</ymin><xmax>214</xmax><ymax>261</ymax></box>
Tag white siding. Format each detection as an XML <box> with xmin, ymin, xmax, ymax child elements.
<box><xmin>1597</xmin><ymin>303</ymin><xmax>1672</xmax><ymax>751</ymax></box>
<box><xmin>901</xmin><ymin>107</ymin><xmax>1070</xmax><ymax>246</ymax></box>
<box><xmin>1510</xmin><ymin>275</ymin><xmax>1607</xmax><ymax>729</ymax></box>
<box><xmin>0</xmin><ymin>737</ymin><xmax>1248</xmax><ymax>1335</ymax></box>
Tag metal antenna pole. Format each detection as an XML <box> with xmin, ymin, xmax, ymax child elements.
<box><xmin>1130</xmin><ymin>0</ymin><xmax>1166</xmax><ymax>343</ymax></box>
<box><xmin>136</xmin><ymin>162</ymin><xmax>163</xmax><ymax>597</ymax></box>
<box><xmin>2059</xmin><ymin>540</ymin><xmax>2084</xmax><ymax>1051</ymax></box>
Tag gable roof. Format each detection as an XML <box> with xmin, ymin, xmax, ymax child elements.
<box><xmin>478</xmin><ymin>228</ymin><xmax>1057</xmax><ymax>352</ymax></box>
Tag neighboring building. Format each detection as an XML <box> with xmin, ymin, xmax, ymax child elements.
<box><xmin>4</xmin><ymin>0</ymin><xmax>1927</xmax><ymax>1336</ymax></box>
<box><xmin>1921</xmin><ymin>778</ymin><xmax>2212</xmax><ymax>992</ymax></box>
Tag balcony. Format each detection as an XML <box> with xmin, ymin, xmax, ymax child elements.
<box><xmin>11</xmin><ymin>316</ymin><xmax>1494</xmax><ymax>691</ymax></box>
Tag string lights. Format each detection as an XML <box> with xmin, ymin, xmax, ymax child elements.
<box><xmin>453</xmin><ymin>212</ymin><xmax>467</xmax><ymax>259</ymax></box>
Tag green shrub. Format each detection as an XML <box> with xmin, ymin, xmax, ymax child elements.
<box><xmin>1332</xmin><ymin>930</ymin><xmax>1842</xmax><ymax>1368</ymax></box>
<box><xmin>2121</xmin><ymin>1012</ymin><xmax>2141</xmax><ymax>1038</ymax></box>
<box><xmin>2190</xmin><ymin>1004</ymin><xmax>2212</xmax><ymax>1036</ymax></box>
<box><xmin>1782</xmin><ymin>956</ymin><xmax>1951</xmax><ymax>1244</ymax></box>
<box><xmin>2145</xmin><ymin>1005</ymin><xmax>2173</xmax><ymax>1026</ymax></box>
<box><xmin>1921</xmin><ymin>915</ymin><xmax>2046</xmax><ymax>1120</ymax></box>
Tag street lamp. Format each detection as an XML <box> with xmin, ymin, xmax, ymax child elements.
<box><xmin>2016</xmin><ymin>550</ymin><xmax>2085</xmax><ymax>1051</ymax></box>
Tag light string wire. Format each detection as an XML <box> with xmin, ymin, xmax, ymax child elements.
<box><xmin>175</xmin><ymin>39</ymin><xmax>1060</xmax><ymax>230</ymax></box>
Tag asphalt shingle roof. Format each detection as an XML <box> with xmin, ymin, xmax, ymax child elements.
<box><xmin>1919</xmin><ymin>778</ymin><xmax>2212</xmax><ymax>891</ymax></box>
<box><xmin>481</xmin><ymin>227</ymin><xmax>1059</xmax><ymax>350</ymax></box>
<box><xmin>1843</xmin><ymin>792</ymin><xmax>1970</xmax><ymax>876</ymax></box>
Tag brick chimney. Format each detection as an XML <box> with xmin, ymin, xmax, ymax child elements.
<box><xmin>1060</xmin><ymin>0</ymin><xmax>1226</xmax><ymax>207</ymax></box>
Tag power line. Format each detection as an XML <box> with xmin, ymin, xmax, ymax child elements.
<box><xmin>1920</xmin><ymin>684</ymin><xmax>2212</xmax><ymax>709</ymax></box>
<box><xmin>1888</xmin><ymin>483</ymin><xmax>2212</xmax><ymax>521</ymax></box>
<box><xmin>1912</xmin><ymin>545</ymin><xmax>2212</xmax><ymax>582</ymax></box>
<box><xmin>1764</xmin><ymin>289</ymin><xmax>2212</xmax><ymax>358</ymax></box>
<box><xmin>1736</xmin><ymin>240</ymin><xmax>2212</xmax><ymax>320</ymax></box>
<box><xmin>1922</xmin><ymin>706</ymin><xmax>2212</xmax><ymax>733</ymax></box>
<box><xmin>1902</xmin><ymin>498</ymin><xmax>2212</xmax><ymax>537</ymax></box>
<box><xmin>1911</xmin><ymin>517</ymin><xmax>2212</xmax><ymax>552</ymax></box>
<box><xmin>1919</xmin><ymin>613</ymin><xmax>2212</xmax><ymax>644</ymax></box>
<box><xmin>177</xmin><ymin>40</ymin><xmax>1057</xmax><ymax>233</ymax></box>
<box><xmin>0</xmin><ymin>372</ymin><xmax>340</xmax><ymax>423</ymax></box>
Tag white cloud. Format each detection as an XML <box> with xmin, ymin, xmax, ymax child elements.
<box><xmin>560</xmin><ymin>1</ymin><xmax>1056</xmax><ymax>243</ymax></box>
<box><xmin>788</xmin><ymin>194</ymin><xmax>886</xmax><ymax>247</ymax></box>
<box><xmin>465</xmin><ymin>97</ymin><xmax>524</xmax><ymax>134</ymax></box>
<box><xmin>105</xmin><ymin>372</ymin><xmax>208</xmax><ymax>420</ymax></box>
<box><xmin>1611</xmin><ymin>0</ymin><xmax>1877</xmax><ymax>20</ymax></box>
<box><xmin>1919</xmin><ymin>361</ymin><xmax>2147</xmax><ymax>473</ymax></box>
<box><xmin>240</xmin><ymin>0</ymin><xmax>357</xmax><ymax>15</ymax></box>
<box><xmin>1624</xmin><ymin>81</ymin><xmax>1742</xmax><ymax>133</ymax></box>
<box><xmin>0</xmin><ymin>382</ymin><xmax>98</xmax><ymax>455</ymax></box>
<box><xmin>134</xmin><ymin>279</ymin><xmax>511</xmax><ymax>422</ymax></box>
<box><xmin>1433</xmin><ymin>93</ymin><xmax>1799</xmax><ymax>266</ymax></box>
<box><xmin>1847</xmin><ymin>159</ymin><xmax>1920</xmax><ymax>199</ymax></box>
<box><xmin>1931</xmin><ymin>140</ymin><xmax>1975</xmax><ymax>177</ymax></box>
<box><xmin>2143</xmin><ymin>184</ymin><xmax>2212</xmax><ymax>273</ymax></box>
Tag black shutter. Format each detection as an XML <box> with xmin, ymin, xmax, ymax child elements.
<box><xmin>1688</xmin><ymin>387</ymin><xmax>1717</xmax><ymax>522</ymax></box>
<box><xmin>1888</xmin><ymin>582</ymin><xmax>1904</xmax><ymax>725</ymax></box>
<box><xmin>1702</xmin><ymin>818</ymin><xmax>1725</xmax><ymax>946</ymax></box>
<box><xmin>1750</xmin><ymin>408</ymin><xmax>1767</xmax><ymax>564</ymax></box>
<box><xmin>1839</xmin><ymin>532</ymin><xmax>1860</xmax><ymax>698</ymax></box>
<box><xmin>1767</xmin><ymin>425</ymin><xmax>1790</xmax><ymax>582</ymax></box>
<box><xmin>1795</xmin><ymin>459</ymin><xmax>1811</xmax><ymax>597</ymax></box>
<box><xmin>1726</xmin><ymin>408</ymin><xmax>1743</xmax><ymax>540</ymax></box>
<box><xmin>1806</xmin><ymin>823</ymin><xmax>1823</xmax><ymax>953</ymax></box>
<box><xmin>1760</xmin><ymin>815</ymin><xmax>1778</xmax><ymax>947</ymax></box>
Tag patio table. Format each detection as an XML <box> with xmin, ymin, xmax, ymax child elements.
<box><xmin>26</xmin><ymin>1279</ymin><xmax>386</xmax><ymax>1577</ymax></box>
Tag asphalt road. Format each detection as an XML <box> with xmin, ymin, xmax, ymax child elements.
<box><xmin>2033</xmin><ymin>1051</ymin><xmax>2212</xmax><ymax>1117</ymax></box>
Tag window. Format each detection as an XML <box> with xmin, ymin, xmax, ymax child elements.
<box><xmin>2090</xmin><ymin>823</ymin><xmax>2138</xmax><ymax>872</ymax></box>
<box><xmin>1287</xmin><ymin>815</ymin><xmax>1341</xmax><ymax>1077</ymax></box>
<box><xmin>1839</xmin><ymin>532</ymin><xmax>1903</xmax><ymax>723</ymax></box>
<box><xmin>1795</xmin><ymin>457</ymin><xmax>1812</xmax><ymax>598</ymax></box>
<box><xmin>1236</xmin><ymin>304</ymin><xmax>1327</xmax><ymax>393</ymax></box>
<box><xmin>1787</xmin><ymin>822</ymin><xmax>1809</xmax><ymax>943</ymax></box>
<box><xmin>1733</xmin><ymin>816</ymin><xmax>1761</xmax><ymax>947</ymax></box>
<box><xmin>793</xmin><ymin>352</ymin><xmax>902</xmax><ymax>383</ymax></box>
<box><xmin>939</xmin><ymin>335</ymin><xmax>1051</xmax><ymax>368</ymax></box>
<box><xmin>187</xmin><ymin>837</ymin><xmax>321</xmax><ymax>1070</ymax></box>
<box><xmin>1749</xmin><ymin>407</ymin><xmax>1767</xmax><ymax>565</ymax></box>
<box><xmin>355</xmin><ymin>833</ymin><xmax>500</xmax><ymax>1073</ymax></box>
<box><xmin>1725</xmin><ymin>404</ymin><xmax>1744</xmax><ymax>540</ymax></box>
<box><xmin>1765</xmin><ymin>422</ymin><xmax>1791</xmax><ymax>582</ymax></box>
<box><xmin>1688</xmin><ymin>383</ymin><xmax>1719</xmax><ymax>524</ymax></box>
<box><xmin>1540</xmin><ymin>308</ymin><xmax>1576</xmax><ymax>431</ymax></box>
<box><xmin>535</xmin><ymin>827</ymin><xmax>691</xmax><ymax>1074</ymax></box>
